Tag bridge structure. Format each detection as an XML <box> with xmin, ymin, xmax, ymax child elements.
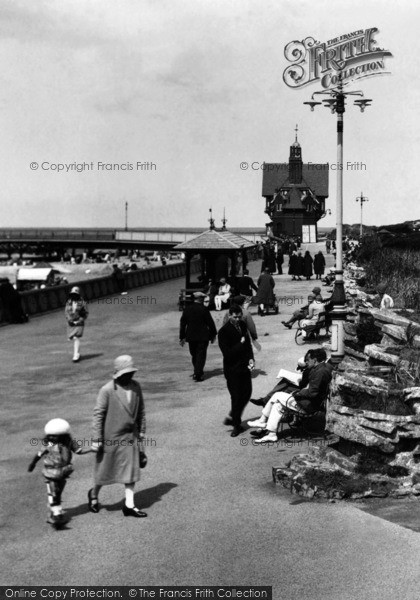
<box><xmin>0</xmin><ymin>227</ymin><xmax>266</xmax><ymax>257</ymax></box>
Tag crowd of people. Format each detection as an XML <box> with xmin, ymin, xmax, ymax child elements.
<box><xmin>179</xmin><ymin>290</ymin><xmax>334</xmax><ymax>440</ymax></box>
<box><xmin>179</xmin><ymin>261</ymin><xmax>336</xmax><ymax>439</ymax></box>
<box><xmin>23</xmin><ymin>233</ymin><xmax>393</xmax><ymax>530</ymax></box>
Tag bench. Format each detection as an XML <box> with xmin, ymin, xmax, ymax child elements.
<box><xmin>294</xmin><ymin>312</ymin><xmax>330</xmax><ymax>345</ymax></box>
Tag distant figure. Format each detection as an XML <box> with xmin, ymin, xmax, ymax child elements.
<box><xmin>276</xmin><ymin>248</ymin><xmax>284</xmax><ymax>275</ymax></box>
<box><xmin>112</xmin><ymin>264</ymin><xmax>125</xmax><ymax>293</ymax></box>
<box><xmin>282</xmin><ymin>294</ymin><xmax>315</xmax><ymax>330</ymax></box>
<box><xmin>288</xmin><ymin>251</ymin><xmax>299</xmax><ymax>281</ymax></box>
<box><xmin>377</xmin><ymin>283</ymin><xmax>394</xmax><ymax>310</ymax></box>
<box><xmin>268</xmin><ymin>245</ymin><xmax>276</xmax><ymax>273</ymax></box>
<box><xmin>325</xmin><ymin>239</ymin><xmax>331</xmax><ymax>254</ymax></box>
<box><xmin>214</xmin><ymin>278</ymin><xmax>231</xmax><ymax>311</ymax></box>
<box><xmin>299</xmin><ymin>294</ymin><xmax>325</xmax><ymax>339</ymax></box>
<box><xmin>303</xmin><ymin>251</ymin><xmax>313</xmax><ymax>280</ymax></box>
<box><xmin>296</xmin><ymin>251</ymin><xmax>305</xmax><ymax>280</ymax></box>
<box><xmin>0</xmin><ymin>278</ymin><xmax>28</xmax><ymax>324</ymax></box>
<box><xmin>314</xmin><ymin>251</ymin><xmax>326</xmax><ymax>279</ymax></box>
<box><xmin>253</xmin><ymin>268</ymin><xmax>275</xmax><ymax>315</ymax></box>
<box><xmin>236</xmin><ymin>269</ymin><xmax>258</xmax><ymax>309</ymax></box>
<box><xmin>65</xmin><ymin>286</ymin><xmax>88</xmax><ymax>362</ymax></box>
<box><xmin>179</xmin><ymin>291</ymin><xmax>217</xmax><ymax>382</ymax></box>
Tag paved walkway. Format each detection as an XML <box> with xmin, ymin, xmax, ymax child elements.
<box><xmin>2</xmin><ymin>244</ymin><xmax>420</xmax><ymax>597</ymax></box>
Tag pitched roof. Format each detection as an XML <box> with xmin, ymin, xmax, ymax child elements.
<box><xmin>174</xmin><ymin>229</ymin><xmax>255</xmax><ymax>251</ymax></box>
<box><xmin>262</xmin><ymin>163</ymin><xmax>329</xmax><ymax>197</ymax></box>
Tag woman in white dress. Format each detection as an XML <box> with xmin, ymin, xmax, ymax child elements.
<box><xmin>214</xmin><ymin>278</ymin><xmax>231</xmax><ymax>311</ymax></box>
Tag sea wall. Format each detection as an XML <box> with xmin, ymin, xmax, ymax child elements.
<box><xmin>16</xmin><ymin>261</ymin><xmax>200</xmax><ymax>318</ymax></box>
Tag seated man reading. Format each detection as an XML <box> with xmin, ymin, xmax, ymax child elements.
<box><xmin>249</xmin><ymin>348</ymin><xmax>332</xmax><ymax>443</ymax></box>
<box><xmin>249</xmin><ymin>352</ymin><xmax>311</xmax><ymax>408</ymax></box>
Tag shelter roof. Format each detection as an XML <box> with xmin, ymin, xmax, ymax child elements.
<box><xmin>262</xmin><ymin>164</ymin><xmax>329</xmax><ymax>197</ymax></box>
<box><xmin>174</xmin><ymin>229</ymin><xmax>255</xmax><ymax>251</ymax></box>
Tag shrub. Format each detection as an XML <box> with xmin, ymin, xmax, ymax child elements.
<box><xmin>356</xmin><ymin>234</ymin><xmax>420</xmax><ymax>310</ymax></box>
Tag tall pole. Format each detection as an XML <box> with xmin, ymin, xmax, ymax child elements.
<box><xmin>329</xmin><ymin>85</ymin><xmax>346</xmax><ymax>365</ymax></box>
<box><xmin>304</xmin><ymin>72</ymin><xmax>372</xmax><ymax>365</ymax></box>
<box><xmin>125</xmin><ymin>201</ymin><xmax>128</xmax><ymax>231</ymax></box>
<box><xmin>356</xmin><ymin>192</ymin><xmax>369</xmax><ymax>237</ymax></box>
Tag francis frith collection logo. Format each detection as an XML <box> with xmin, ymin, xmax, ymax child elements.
<box><xmin>283</xmin><ymin>27</ymin><xmax>392</xmax><ymax>89</ymax></box>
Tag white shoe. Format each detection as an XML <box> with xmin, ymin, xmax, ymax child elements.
<box><xmin>254</xmin><ymin>433</ymin><xmax>278</xmax><ymax>443</ymax></box>
<box><xmin>72</xmin><ymin>354</ymin><xmax>80</xmax><ymax>362</ymax></box>
<box><xmin>247</xmin><ymin>418</ymin><xmax>267</xmax><ymax>428</ymax></box>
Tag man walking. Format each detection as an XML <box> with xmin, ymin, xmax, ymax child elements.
<box><xmin>218</xmin><ymin>305</ymin><xmax>254</xmax><ymax>437</ymax></box>
<box><xmin>180</xmin><ymin>292</ymin><xmax>217</xmax><ymax>382</ymax></box>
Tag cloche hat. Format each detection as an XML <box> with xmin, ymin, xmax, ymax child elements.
<box><xmin>113</xmin><ymin>355</ymin><xmax>138</xmax><ymax>379</ymax></box>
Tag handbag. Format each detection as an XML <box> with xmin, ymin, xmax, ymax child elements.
<box><xmin>138</xmin><ymin>439</ymin><xmax>147</xmax><ymax>468</ymax></box>
<box><xmin>139</xmin><ymin>451</ymin><xmax>147</xmax><ymax>468</ymax></box>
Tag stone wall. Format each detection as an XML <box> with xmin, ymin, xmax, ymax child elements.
<box><xmin>273</xmin><ymin>277</ymin><xmax>420</xmax><ymax>499</ymax></box>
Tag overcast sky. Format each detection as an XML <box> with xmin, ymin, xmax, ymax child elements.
<box><xmin>2</xmin><ymin>0</ymin><xmax>418</xmax><ymax>229</ymax></box>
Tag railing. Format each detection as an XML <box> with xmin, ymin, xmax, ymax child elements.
<box><xmin>0</xmin><ymin>229</ymin><xmax>116</xmax><ymax>240</ymax></box>
<box><xmin>1</xmin><ymin>260</ymin><xmax>201</xmax><ymax>322</ymax></box>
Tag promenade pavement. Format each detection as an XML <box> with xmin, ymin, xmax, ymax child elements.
<box><xmin>2</xmin><ymin>243</ymin><xmax>420</xmax><ymax>598</ymax></box>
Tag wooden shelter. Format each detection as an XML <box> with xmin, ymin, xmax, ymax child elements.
<box><xmin>174</xmin><ymin>227</ymin><xmax>256</xmax><ymax>289</ymax></box>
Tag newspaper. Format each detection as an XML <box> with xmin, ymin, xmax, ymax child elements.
<box><xmin>275</xmin><ymin>369</ymin><xmax>302</xmax><ymax>386</ymax></box>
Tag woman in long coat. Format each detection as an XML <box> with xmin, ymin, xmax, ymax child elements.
<box><xmin>276</xmin><ymin>248</ymin><xmax>284</xmax><ymax>275</ymax></box>
<box><xmin>64</xmin><ymin>286</ymin><xmax>88</xmax><ymax>362</ymax></box>
<box><xmin>303</xmin><ymin>251</ymin><xmax>313</xmax><ymax>280</ymax></box>
<box><xmin>314</xmin><ymin>251</ymin><xmax>326</xmax><ymax>279</ymax></box>
<box><xmin>89</xmin><ymin>355</ymin><xmax>147</xmax><ymax>518</ymax></box>
<box><xmin>253</xmin><ymin>268</ymin><xmax>275</xmax><ymax>314</ymax></box>
<box><xmin>288</xmin><ymin>251</ymin><xmax>302</xmax><ymax>280</ymax></box>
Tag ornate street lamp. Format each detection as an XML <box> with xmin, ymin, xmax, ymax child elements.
<box><xmin>356</xmin><ymin>192</ymin><xmax>369</xmax><ymax>237</ymax></box>
<box><xmin>319</xmin><ymin>209</ymin><xmax>332</xmax><ymax>219</ymax></box>
<box><xmin>304</xmin><ymin>72</ymin><xmax>372</xmax><ymax>364</ymax></box>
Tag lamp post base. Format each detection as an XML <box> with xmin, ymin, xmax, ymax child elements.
<box><xmin>328</xmin><ymin>276</ymin><xmax>347</xmax><ymax>365</ymax></box>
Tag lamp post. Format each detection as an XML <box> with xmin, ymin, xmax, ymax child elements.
<box><xmin>304</xmin><ymin>72</ymin><xmax>372</xmax><ymax>364</ymax></box>
<box><xmin>356</xmin><ymin>192</ymin><xmax>369</xmax><ymax>237</ymax></box>
<box><xmin>125</xmin><ymin>201</ymin><xmax>128</xmax><ymax>231</ymax></box>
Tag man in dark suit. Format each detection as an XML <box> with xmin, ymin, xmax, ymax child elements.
<box><xmin>218</xmin><ymin>305</ymin><xmax>255</xmax><ymax>437</ymax></box>
<box><xmin>236</xmin><ymin>269</ymin><xmax>258</xmax><ymax>306</ymax></box>
<box><xmin>180</xmin><ymin>292</ymin><xmax>217</xmax><ymax>382</ymax></box>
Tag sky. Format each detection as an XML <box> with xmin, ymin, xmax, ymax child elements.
<box><xmin>1</xmin><ymin>0</ymin><xmax>419</xmax><ymax>230</ymax></box>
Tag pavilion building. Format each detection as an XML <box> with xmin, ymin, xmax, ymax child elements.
<box><xmin>262</xmin><ymin>132</ymin><xmax>329</xmax><ymax>242</ymax></box>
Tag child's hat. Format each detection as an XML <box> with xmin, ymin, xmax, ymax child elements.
<box><xmin>44</xmin><ymin>418</ymin><xmax>71</xmax><ymax>436</ymax></box>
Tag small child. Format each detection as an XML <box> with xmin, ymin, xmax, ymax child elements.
<box><xmin>28</xmin><ymin>418</ymin><xmax>93</xmax><ymax>528</ymax></box>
